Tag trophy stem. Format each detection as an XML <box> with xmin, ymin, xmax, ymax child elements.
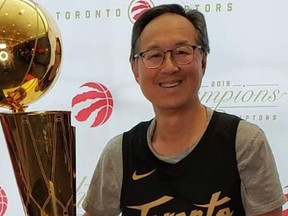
<box><xmin>0</xmin><ymin>111</ymin><xmax>76</xmax><ymax>216</ymax></box>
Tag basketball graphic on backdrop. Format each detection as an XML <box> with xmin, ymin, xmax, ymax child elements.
<box><xmin>0</xmin><ymin>187</ymin><xmax>8</xmax><ymax>216</ymax></box>
<box><xmin>128</xmin><ymin>0</ymin><xmax>154</xmax><ymax>23</ymax></box>
<box><xmin>72</xmin><ymin>82</ymin><xmax>114</xmax><ymax>127</ymax></box>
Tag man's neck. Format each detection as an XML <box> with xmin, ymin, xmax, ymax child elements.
<box><xmin>151</xmin><ymin>104</ymin><xmax>207</xmax><ymax>156</ymax></box>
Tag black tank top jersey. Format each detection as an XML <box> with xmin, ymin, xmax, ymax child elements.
<box><xmin>120</xmin><ymin>111</ymin><xmax>245</xmax><ymax>216</ymax></box>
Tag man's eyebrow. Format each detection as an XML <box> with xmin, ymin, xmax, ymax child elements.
<box><xmin>142</xmin><ymin>40</ymin><xmax>193</xmax><ymax>51</ymax></box>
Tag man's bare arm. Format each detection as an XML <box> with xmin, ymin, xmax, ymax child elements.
<box><xmin>256</xmin><ymin>207</ymin><xmax>283</xmax><ymax>216</ymax></box>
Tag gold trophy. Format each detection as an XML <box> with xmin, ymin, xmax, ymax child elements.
<box><xmin>0</xmin><ymin>0</ymin><xmax>76</xmax><ymax>215</ymax></box>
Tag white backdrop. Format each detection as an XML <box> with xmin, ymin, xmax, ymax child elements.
<box><xmin>0</xmin><ymin>0</ymin><xmax>287</xmax><ymax>215</ymax></box>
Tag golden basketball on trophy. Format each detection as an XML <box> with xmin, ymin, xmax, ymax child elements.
<box><xmin>0</xmin><ymin>0</ymin><xmax>76</xmax><ymax>215</ymax></box>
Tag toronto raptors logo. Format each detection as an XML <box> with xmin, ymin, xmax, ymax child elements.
<box><xmin>0</xmin><ymin>187</ymin><xmax>8</xmax><ymax>216</ymax></box>
<box><xmin>128</xmin><ymin>0</ymin><xmax>154</xmax><ymax>23</ymax></box>
<box><xmin>72</xmin><ymin>82</ymin><xmax>113</xmax><ymax>127</ymax></box>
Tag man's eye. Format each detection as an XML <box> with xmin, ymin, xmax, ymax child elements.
<box><xmin>174</xmin><ymin>49</ymin><xmax>189</xmax><ymax>55</ymax></box>
<box><xmin>175</xmin><ymin>51</ymin><xmax>187</xmax><ymax>55</ymax></box>
<box><xmin>145</xmin><ymin>51</ymin><xmax>163</xmax><ymax>60</ymax></box>
<box><xmin>174</xmin><ymin>46</ymin><xmax>193</xmax><ymax>56</ymax></box>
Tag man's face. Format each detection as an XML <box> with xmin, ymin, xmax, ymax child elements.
<box><xmin>132</xmin><ymin>13</ymin><xmax>207</xmax><ymax>113</ymax></box>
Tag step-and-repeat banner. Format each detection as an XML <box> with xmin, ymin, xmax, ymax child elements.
<box><xmin>0</xmin><ymin>0</ymin><xmax>287</xmax><ymax>215</ymax></box>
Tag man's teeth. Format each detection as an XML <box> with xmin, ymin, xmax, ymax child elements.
<box><xmin>160</xmin><ymin>82</ymin><xmax>180</xmax><ymax>88</ymax></box>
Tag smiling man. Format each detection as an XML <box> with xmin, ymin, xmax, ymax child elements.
<box><xmin>82</xmin><ymin>4</ymin><xmax>286</xmax><ymax>216</ymax></box>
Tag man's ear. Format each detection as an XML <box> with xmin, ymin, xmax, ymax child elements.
<box><xmin>131</xmin><ymin>61</ymin><xmax>140</xmax><ymax>84</ymax></box>
<box><xmin>201</xmin><ymin>54</ymin><xmax>207</xmax><ymax>75</ymax></box>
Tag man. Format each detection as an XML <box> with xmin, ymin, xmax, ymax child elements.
<box><xmin>83</xmin><ymin>4</ymin><xmax>286</xmax><ymax>215</ymax></box>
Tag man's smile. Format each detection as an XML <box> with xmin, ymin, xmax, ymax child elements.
<box><xmin>159</xmin><ymin>80</ymin><xmax>182</xmax><ymax>88</ymax></box>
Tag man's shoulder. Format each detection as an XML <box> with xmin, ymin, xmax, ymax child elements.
<box><xmin>125</xmin><ymin>119</ymin><xmax>153</xmax><ymax>134</ymax></box>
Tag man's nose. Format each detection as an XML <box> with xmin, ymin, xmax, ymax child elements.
<box><xmin>161</xmin><ymin>53</ymin><xmax>179</xmax><ymax>72</ymax></box>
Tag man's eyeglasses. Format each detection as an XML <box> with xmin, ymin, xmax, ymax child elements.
<box><xmin>133</xmin><ymin>45</ymin><xmax>202</xmax><ymax>69</ymax></box>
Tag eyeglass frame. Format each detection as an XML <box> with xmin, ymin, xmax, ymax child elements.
<box><xmin>133</xmin><ymin>45</ymin><xmax>202</xmax><ymax>69</ymax></box>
